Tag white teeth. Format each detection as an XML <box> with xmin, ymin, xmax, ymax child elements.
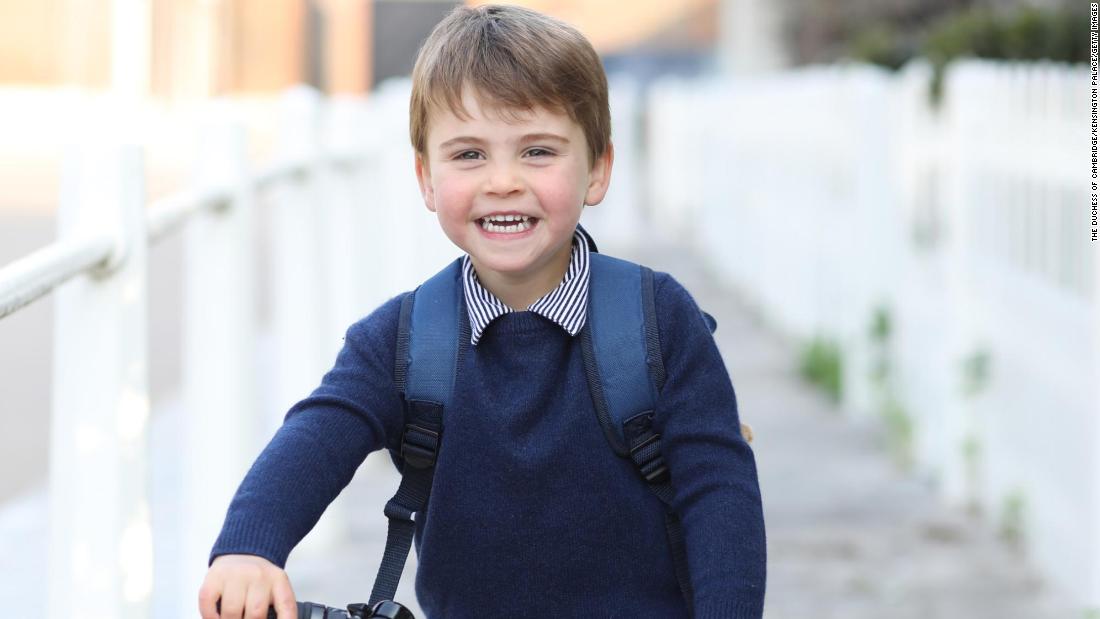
<box><xmin>481</xmin><ymin>218</ymin><xmax>534</xmax><ymax>233</ymax></box>
<box><xmin>484</xmin><ymin>214</ymin><xmax>530</xmax><ymax>223</ymax></box>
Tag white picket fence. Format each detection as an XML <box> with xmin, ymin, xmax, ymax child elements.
<box><xmin>0</xmin><ymin>82</ymin><xmax>449</xmax><ymax>617</ymax></box>
<box><xmin>646</xmin><ymin>58</ymin><xmax>1095</xmax><ymax>607</ymax></box>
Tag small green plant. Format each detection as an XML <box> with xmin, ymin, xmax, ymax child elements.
<box><xmin>881</xmin><ymin>397</ymin><xmax>914</xmax><ymax>471</ymax></box>
<box><xmin>868</xmin><ymin>304</ymin><xmax>892</xmax><ymax>390</ymax></box>
<box><xmin>998</xmin><ymin>489</ymin><xmax>1027</xmax><ymax>547</ymax></box>
<box><xmin>961</xmin><ymin>434</ymin><xmax>982</xmax><ymax>514</ymax></box>
<box><xmin>868</xmin><ymin>304</ymin><xmax>892</xmax><ymax>344</ymax></box>
<box><xmin>798</xmin><ymin>335</ymin><xmax>843</xmax><ymax>405</ymax></box>
<box><xmin>862</xmin><ymin>304</ymin><xmax>916</xmax><ymax>472</ymax></box>
<box><xmin>961</xmin><ymin>435</ymin><xmax>980</xmax><ymax>462</ymax></box>
<box><xmin>961</xmin><ymin>346</ymin><xmax>992</xmax><ymax>398</ymax></box>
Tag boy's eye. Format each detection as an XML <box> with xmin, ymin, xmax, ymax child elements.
<box><xmin>525</xmin><ymin>148</ymin><xmax>553</xmax><ymax>158</ymax></box>
<box><xmin>455</xmin><ymin>150</ymin><xmax>483</xmax><ymax>160</ymax></box>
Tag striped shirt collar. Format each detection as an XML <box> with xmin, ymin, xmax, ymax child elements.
<box><xmin>461</xmin><ymin>229</ymin><xmax>590</xmax><ymax>346</ymax></box>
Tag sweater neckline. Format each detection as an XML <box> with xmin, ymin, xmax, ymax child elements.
<box><xmin>476</xmin><ymin>310</ymin><xmax>570</xmax><ymax>341</ymax></box>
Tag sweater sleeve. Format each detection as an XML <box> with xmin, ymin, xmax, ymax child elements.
<box><xmin>651</xmin><ymin>272</ymin><xmax>767</xmax><ymax>618</ymax></box>
<box><xmin>208</xmin><ymin>292</ymin><xmax>408</xmax><ymax>568</ymax></box>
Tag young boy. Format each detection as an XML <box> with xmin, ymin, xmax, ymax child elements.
<box><xmin>199</xmin><ymin>5</ymin><xmax>766</xmax><ymax>618</ymax></box>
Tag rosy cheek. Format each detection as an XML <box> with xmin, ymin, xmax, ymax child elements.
<box><xmin>431</xmin><ymin>176</ymin><xmax>468</xmax><ymax>213</ymax></box>
<box><xmin>537</xmin><ymin>169</ymin><xmax>585</xmax><ymax>209</ymax></box>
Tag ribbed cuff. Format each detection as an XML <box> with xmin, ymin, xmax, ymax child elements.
<box><xmin>208</xmin><ymin>516</ymin><xmax>294</xmax><ymax>568</ymax></box>
<box><xmin>693</xmin><ymin>599</ymin><xmax>764</xmax><ymax>619</ymax></box>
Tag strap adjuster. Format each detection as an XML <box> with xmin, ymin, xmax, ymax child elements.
<box><xmin>400</xmin><ymin>423</ymin><xmax>440</xmax><ymax>469</ymax></box>
<box><xmin>629</xmin><ymin>432</ymin><xmax>669</xmax><ymax>483</ymax></box>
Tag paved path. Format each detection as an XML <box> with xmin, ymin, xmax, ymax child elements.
<box><xmin>0</xmin><ymin>238</ymin><xmax>1077</xmax><ymax>618</ymax></box>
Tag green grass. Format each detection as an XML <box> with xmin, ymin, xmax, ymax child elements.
<box><xmin>881</xmin><ymin>397</ymin><xmax>914</xmax><ymax>471</ymax></box>
<box><xmin>998</xmin><ymin>489</ymin><xmax>1027</xmax><ymax>547</ymax></box>
<box><xmin>798</xmin><ymin>335</ymin><xmax>843</xmax><ymax>405</ymax></box>
<box><xmin>961</xmin><ymin>346</ymin><xmax>992</xmax><ymax>398</ymax></box>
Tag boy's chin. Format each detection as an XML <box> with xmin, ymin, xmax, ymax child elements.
<box><xmin>469</xmin><ymin>253</ymin><xmax>545</xmax><ymax>277</ymax></box>
<box><xmin>472</xmin><ymin>255</ymin><xmax>531</xmax><ymax>271</ymax></box>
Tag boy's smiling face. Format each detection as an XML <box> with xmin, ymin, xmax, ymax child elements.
<box><xmin>415</xmin><ymin>86</ymin><xmax>613</xmax><ymax>309</ymax></box>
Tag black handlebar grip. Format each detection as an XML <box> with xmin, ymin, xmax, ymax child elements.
<box><xmin>267</xmin><ymin>601</ymin><xmax>333</xmax><ymax>618</ymax></box>
<box><xmin>258</xmin><ymin>599</ymin><xmax>414</xmax><ymax>619</ymax></box>
<box><xmin>216</xmin><ymin>599</ymin><xmax>315</xmax><ymax>619</ymax></box>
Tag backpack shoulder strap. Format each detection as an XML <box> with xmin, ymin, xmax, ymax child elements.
<box><xmin>583</xmin><ymin>254</ymin><xmax>718</xmax><ymax>452</ymax></box>
<box><xmin>582</xmin><ymin>252</ymin><xmax>663</xmax><ymax>455</ymax></box>
<box><xmin>581</xmin><ymin>252</ymin><xmax>695</xmax><ymax>613</ymax></box>
<box><xmin>402</xmin><ymin>256</ymin><xmax>465</xmax><ymax>407</ymax></box>
<box><xmin>369</xmin><ymin>256</ymin><xmax>466</xmax><ymax>606</ymax></box>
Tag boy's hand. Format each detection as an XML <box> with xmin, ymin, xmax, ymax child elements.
<box><xmin>199</xmin><ymin>554</ymin><xmax>298</xmax><ymax>619</ymax></box>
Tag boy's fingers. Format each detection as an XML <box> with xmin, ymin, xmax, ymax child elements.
<box><xmin>219</xmin><ymin>580</ymin><xmax>247</xmax><ymax>619</ymax></box>
<box><xmin>243</xmin><ymin>582</ymin><xmax>273</xmax><ymax>619</ymax></box>
<box><xmin>197</xmin><ymin>575</ymin><xmax>223</xmax><ymax>619</ymax></box>
<box><xmin>272</xmin><ymin>577</ymin><xmax>298</xmax><ymax>619</ymax></box>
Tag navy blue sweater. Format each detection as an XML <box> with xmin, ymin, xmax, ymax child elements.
<box><xmin>210</xmin><ymin>267</ymin><xmax>767</xmax><ymax>618</ymax></box>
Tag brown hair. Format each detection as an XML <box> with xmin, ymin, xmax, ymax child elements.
<box><xmin>409</xmin><ymin>4</ymin><xmax>610</xmax><ymax>169</ymax></box>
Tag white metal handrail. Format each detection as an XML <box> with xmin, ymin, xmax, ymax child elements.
<box><xmin>145</xmin><ymin>185</ymin><xmax>232</xmax><ymax>244</ymax></box>
<box><xmin>253</xmin><ymin>157</ymin><xmax>310</xmax><ymax>193</ymax></box>
<box><xmin>0</xmin><ymin>158</ymin><xmax>320</xmax><ymax>313</ymax></box>
<box><xmin>0</xmin><ymin>233</ymin><xmax>115</xmax><ymax>320</ymax></box>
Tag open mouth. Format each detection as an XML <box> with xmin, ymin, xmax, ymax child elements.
<box><xmin>478</xmin><ymin>216</ymin><xmax>538</xmax><ymax>234</ymax></box>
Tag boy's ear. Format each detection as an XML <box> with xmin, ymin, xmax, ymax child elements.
<box><xmin>583</xmin><ymin>141</ymin><xmax>614</xmax><ymax>207</ymax></box>
<box><xmin>415</xmin><ymin>153</ymin><xmax>437</xmax><ymax>213</ymax></box>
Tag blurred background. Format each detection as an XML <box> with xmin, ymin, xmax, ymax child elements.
<box><xmin>0</xmin><ymin>0</ymin><xmax>1091</xmax><ymax>617</ymax></box>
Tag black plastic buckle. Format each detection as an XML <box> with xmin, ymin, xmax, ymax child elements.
<box><xmin>369</xmin><ymin>600</ymin><xmax>416</xmax><ymax>619</ymax></box>
<box><xmin>629</xmin><ymin>432</ymin><xmax>669</xmax><ymax>483</ymax></box>
<box><xmin>400</xmin><ymin>423</ymin><xmax>439</xmax><ymax>469</ymax></box>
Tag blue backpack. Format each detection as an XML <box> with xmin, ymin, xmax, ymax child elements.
<box><xmin>367</xmin><ymin>228</ymin><xmax>721</xmax><ymax>615</ymax></box>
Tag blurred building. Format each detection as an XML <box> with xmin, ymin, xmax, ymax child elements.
<box><xmin>0</xmin><ymin>0</ymin><xmax>741</xmax><ymax>97</ymax></box>
<box><xmin>717</xmin><ymin>0</ymin><xmax>789</xmax><ymax>74</ymax></box>
<box><xmin>0</xmin><ymin>0</ymin><xmax>465</xmax><ymax>97</ymax></box>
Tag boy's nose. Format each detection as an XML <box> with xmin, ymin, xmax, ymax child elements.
<box><xmin>482</xmin><ymin>162</ymin><xmax>524</xmax><ymax>196</ymax></box>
